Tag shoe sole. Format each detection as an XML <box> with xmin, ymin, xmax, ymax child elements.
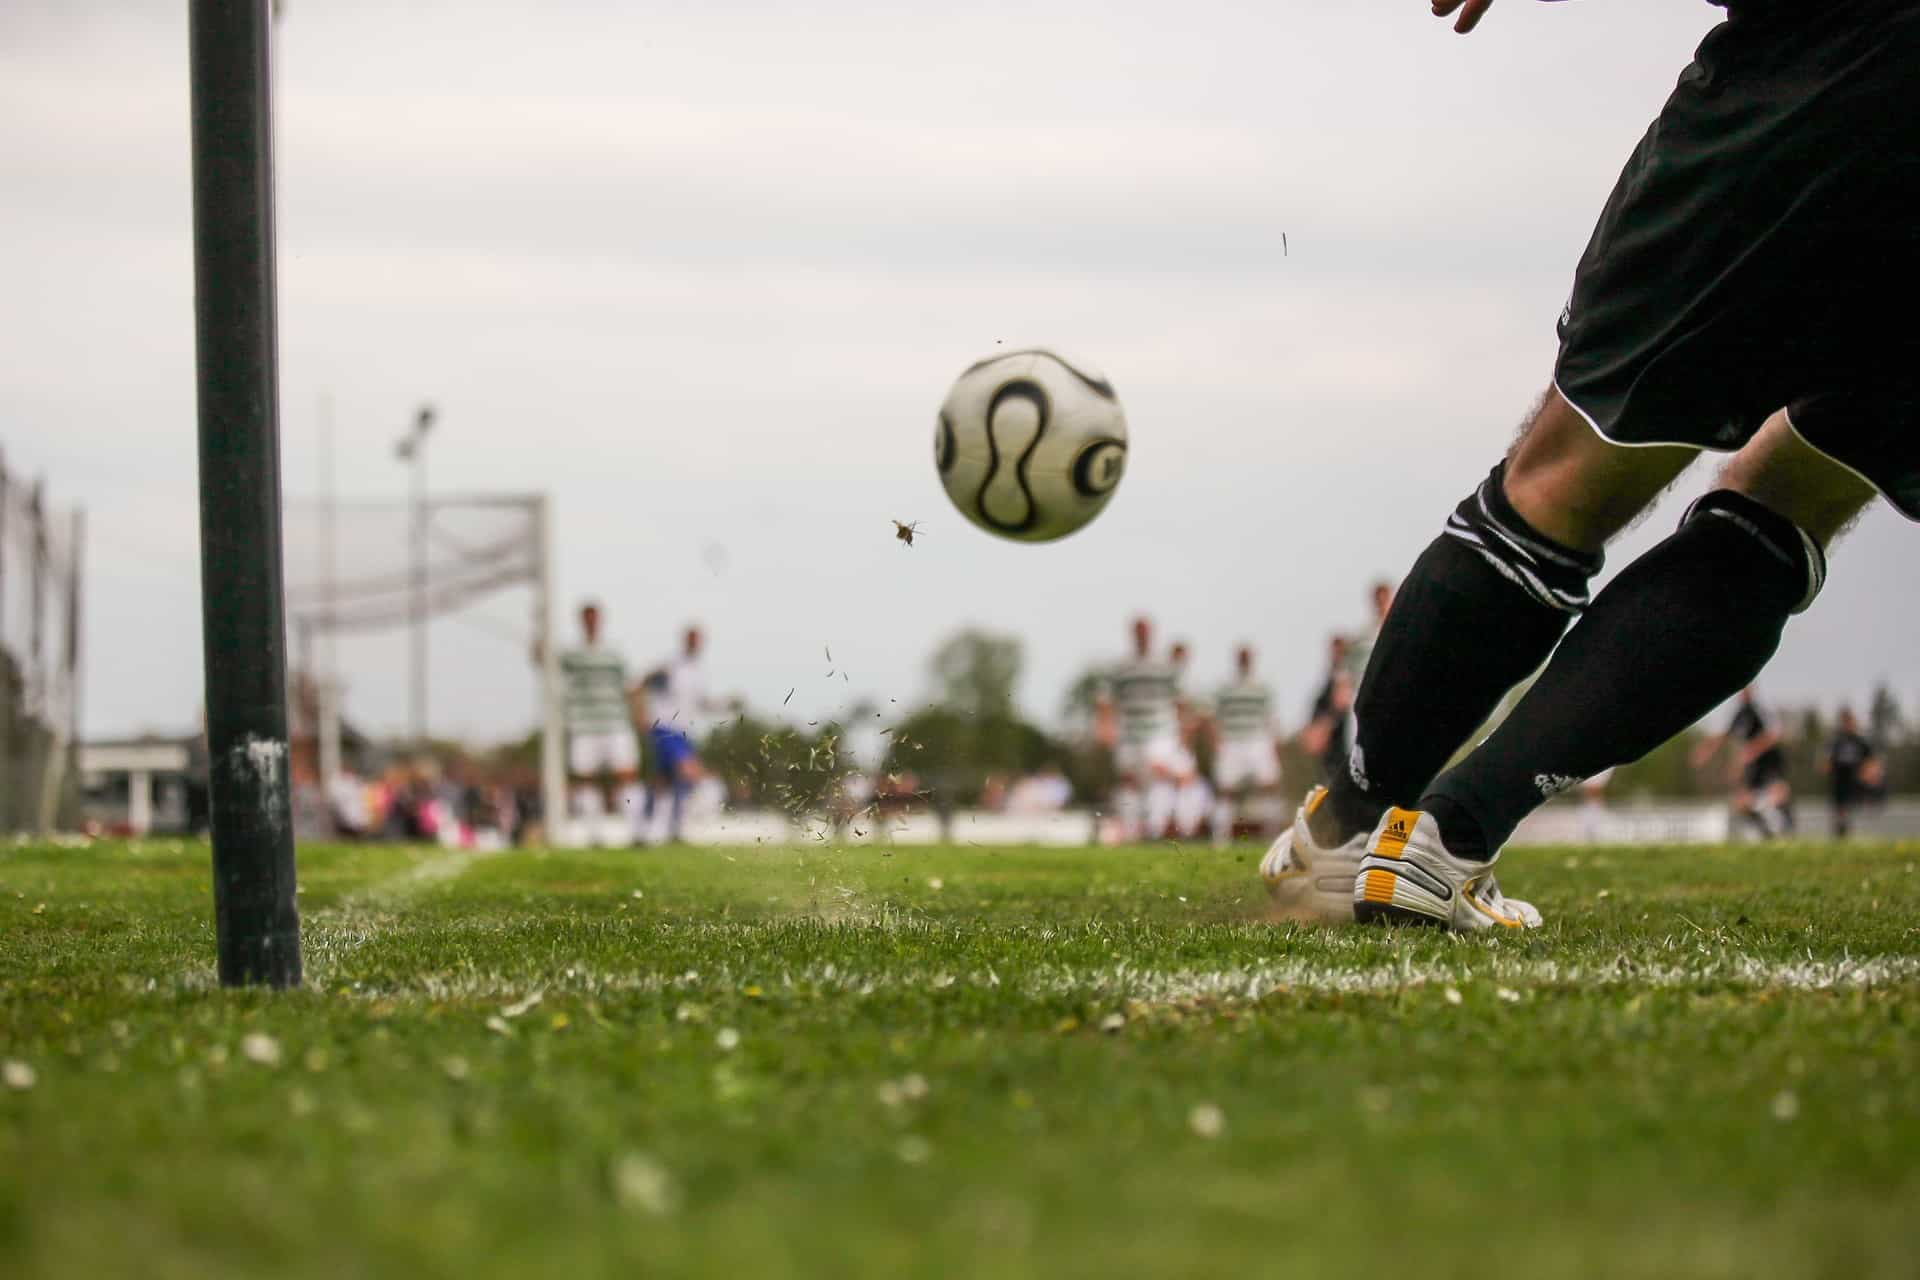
<box><xmin>1352</xmin><ymin>899</ymin><xmax>1446</xmax><ymax>927</ymax></box>
<box><xmin>1353</xmin><ymin>861</ymin><xmax>1451</xmax><ymax>927</ymax></box>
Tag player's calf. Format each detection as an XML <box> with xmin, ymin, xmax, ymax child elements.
<box><xmin>1420</xmin><ymin>484</ymin><xmax>1839</xmax><ymax>862</ymax></box>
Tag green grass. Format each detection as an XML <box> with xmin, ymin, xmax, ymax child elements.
<box><xmin>4</xmin><ymin>836</ymin><xmax>1920</xmax><ymax>1279</ymax></box>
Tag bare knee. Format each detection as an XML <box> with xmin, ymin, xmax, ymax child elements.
<box><xmin>1720</xmin><ymin>411</ymin><xmax>1878</xmax><ymax>547</ymax></box>
<box><xmin>1501</xmin><ymin>387</ymin><xmax>1696</xmax><ymax>552</ymax></box>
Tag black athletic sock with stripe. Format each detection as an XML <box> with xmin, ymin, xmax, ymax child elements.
<box><xmin>1324</xmin><ymin>461</ymin><xmax>1602</xmax><ymax>839</ymax></box>
<box><xmin>1423</xmin><ymin>490</ymin><xmax>1825</xmax><ymax>858</ymax></box>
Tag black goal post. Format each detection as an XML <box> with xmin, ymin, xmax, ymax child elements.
<box><xmin>189</xmin><ymin>0</ymin><xmax>302</xmax><ymax>988</ymax></box>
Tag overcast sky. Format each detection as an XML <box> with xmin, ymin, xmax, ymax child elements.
<box><xmin>4</xmin><ymin>0</ymin><xmax>1914</xmax><ymax>746</ymax></box>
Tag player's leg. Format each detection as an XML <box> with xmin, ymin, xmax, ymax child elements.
<box><xmin>1734</xmin><ymin>784</ymin><xmax>1770</xmax><ymax>841</ymax></box>
<box><xmin>1767</xmin><ymin>776</ymin><xmax>1796</xmax><ymax>837</ymax></box>
<box><xmin>1113</xmin><ymin>771</ymin><xmax>1144</xmax><ymax>842</ymax></box>
<box><xmin>1143</xmin><ymin>743</ymin><xmax>1179</xmax><ymax>841</ymax></box>
<box><xmin>1381</xmin><ymin>412</ymin><xmax>1875</xmax><ymax>922</ymax></box>
<box><xmin>1207</xmin><ymin>746</ymin><xmax>1237</xmax><ymax>846</ymax></box>
<box><xmin>566</xmin><ymin>734</ymin><xmax>609</xmax><ymax>848</ymax></box>
<box><xmin>609</xmin><ymin>731</ymin><xmax>647</xmax><ymax>847</ymax></box>
<box><xmin>665</xmin><ymin>747</ymin><xmax>703</xmax><ymax>842</ymax></box>
<box><xmin>1110</xmin><ymin>742</ymin><xmax>1145</xmax><ymax>842</ymax></box>
<box><xmin>1314</xmin><ymin>386</ymin><xmax>1694</xmax><ymax>845</ymax></box>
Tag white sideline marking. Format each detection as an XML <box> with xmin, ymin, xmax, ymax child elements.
<box><xmin>326</xmin><ymin>951</ymin><xmax>1920</xmax><ymax>1006</ymax></box>
<box><xmin>304</xmin><ymin>848</ymin><xmax>505</xmax><ymax>980</ymax></box>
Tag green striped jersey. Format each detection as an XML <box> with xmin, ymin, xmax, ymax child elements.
<box><xmin>1214</xmin><ymin>679</ymin><xmax>1275</xmax><ymax>742</ymax></box>
<box><xmin>559</xmin><ymin>646</ymin><xmax>630</xmax><ymax>732</ymax></box>
<box><xmin>1108</xmin><ymin>658</ymin><xmax>1180</xmax><ymax>745</ymax></box>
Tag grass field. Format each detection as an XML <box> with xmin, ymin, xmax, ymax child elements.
<box><xmin>4</xmin><ymin>836</ymin><xmax>1919</xmax><ymax>1278</ymax></box>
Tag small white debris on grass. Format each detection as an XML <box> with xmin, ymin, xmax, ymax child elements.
<box><xmin>896</xmin><ymin>1135</ymin><xmax>932</xmax><ymax>1165</ymax></box>
<box><xmin>1188</xmin><ymin>1103</ymin><xmax>1226</xmax><ymax>1139</ymax></box>
<box><xmin>500</xmin><ymin>991</ymin><xmax>543</xmax><ymax>1019</ymax></box>
<box><xmin>715</xmin><ymin>1028</ymin><xmax>741</xmax><ymax>1052</ymax></box>
<box><xmin>1495</xmin><ymin>987</ymin><xmax>1522</xmax><ymax>1004</ymax></box>
<box><xmin>1099</xmin><ymin>1011</ymin><xmax>1127</xmax><ymax>1033</ymax></box>
<box><xmin>612</xmin><ymin>1152</ymin><xmax>678</xmax><ymax>1215</ymax></box>
<box><xmin>1771</xmin><ymin>1090</ymin><xmax>1800</xmax><ymax>1122</ymax></box>
<box><xmin>3</xmin><ymin>1060</ymin><xmax>35</xmax><ymax>1090</ymax></box>
<box><xmin>1443</xmin><ymin>987</ymin><xmax>1463</xmax><ymax>1006</ymax></box>
<box><xmin>443</xmin><ymin>1056</ymin><xmax>470</xmax><ymax>1081</ymax></box>
<box><xmin>240</xmin><ymin>1033</ymin><xmax>282</xmax><ymax>1067</ymax></box>
<box><xmin>485</xmin><ymin>1015</ymin><xmax>513</xmax><ymax>1037</ymax></box>
<box><xmin>878</xmin><ymin>1073</ymin><xmax>929</xmax><ymax>1108</ymax></box>
<box><xmin>927</xmin><ymin>877</ymin><xmax>944</xmax><ymax>891</ymax></box>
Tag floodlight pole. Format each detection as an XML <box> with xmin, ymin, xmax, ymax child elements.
<box><xmin>396</xmin><ymin>404</ymin><xmax>435</xmax><ymax>748</ymax></box>
<box><xmin>189</xmin><ymin>0</ymin><xmax>301</xmax><ymax>988</ymax></box>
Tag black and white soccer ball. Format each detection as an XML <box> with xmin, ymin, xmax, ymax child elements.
<box><xmin>934</xmin><ymin>349</ymin><xmax>1128</xmax><ymax>543</ymax></box>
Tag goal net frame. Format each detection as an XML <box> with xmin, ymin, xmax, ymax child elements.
<box><xmin>282</xmin><ymin>490</ymin><xmax>564</xmax><ymax>836</ymax></box>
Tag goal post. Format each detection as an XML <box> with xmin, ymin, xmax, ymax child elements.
<box><xmin>189</xmin><ymin>0</ymin><xmax>302</xmax><ymax>989</ymax></box>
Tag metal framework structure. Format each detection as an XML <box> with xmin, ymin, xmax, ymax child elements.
<box><xmin>282</xmin><ymin>491</ymin><xmax>565</xmax><ymax>833</ymax></box>
<box><xmin>0</xmin><ymin>449</ymin><xmax>84</xmax><ymax>835</ymax></box>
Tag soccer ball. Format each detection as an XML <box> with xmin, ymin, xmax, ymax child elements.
<box><xmin>934</xmin><ymin>348</ymin><xmax>1128</xmax><ymax>542</ymax></box>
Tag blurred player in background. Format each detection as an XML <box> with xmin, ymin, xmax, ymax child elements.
<box><xmin>1097</xmin><ymin>617</ymin><xmax>1181</xmax><ymax>841</ymax></box>
<box><xmin>1342</xmin><ymin>579</ymin><xmax>1396</xmax><ymax>690</ymax></box>
<box><xmin>559</xmin><ymin>601</ymin><xmax>647</xmax><ymax>847</ymax></box>
<box><xmin>1166</xmin><ymin>639</ymin><xmax>1212</xmax><ymax>839</ymax></box>
<box><xmin>640</xmin><ymin>624</ymin><xmax>724</xmax><ymax>844</ymax></box>
<box><xmin>1820</xmin><ymin>705</ymin><xmax>1881</xmax><ymax>837</ymax></box>
<box><xmin>1578</xmin><ymin>767</ymin><xmax>1616</xmax><ymax>844</ymax></box>
<box><xmin>1299</xmin><ymin>634</ymin><xmax>1355</xmax><ymax>785</ymax></box>
<box><xmin>1692</xmin><ymin>687</ymin><xmax>1795</xmax><ymax>840</ymax></box>
<box><xmin>1210</xmin><ymin>644</ymin><xmax>1284</xmax><ymax>844</ymax></box>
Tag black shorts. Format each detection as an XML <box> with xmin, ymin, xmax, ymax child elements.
<box><xmin>1554</xmin><ymin>0</ymin><xmax>1920</xmax><ymax>517</ymax></box>
<box><xmin>1743</xmin><ymin>750</ymin><xmax>1789</xmax><ymax>792</ymax></box>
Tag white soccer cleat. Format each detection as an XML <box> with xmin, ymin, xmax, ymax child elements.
<box><xmin>1259</xmin><ymin>786</ymin><xmax>1367</xmax><ymax>924</ymax></box>
<box><xmin>1352</xmin><ymin>807</ymin><xmax>1542</xmax><ymax>931</ymax></box>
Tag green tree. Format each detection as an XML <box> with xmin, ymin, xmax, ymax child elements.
<box><xmin>930</xmin><ymin>628</ymin><xmax>1023</xmax><ymax>718</ymax></box>
<box><xmin>882</xmin><ymin>628</ymin><xmax>1077</xmax><ymax>805</ymax></box>
<box><xmin>701</xmin><ymin>713</ymin><xmax>845</xmax><ymax>816</ymax></box>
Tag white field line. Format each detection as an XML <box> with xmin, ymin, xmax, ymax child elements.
<box><xmin>303</xmin><ymin>848</ymin><xmax>506</xmax><ymax>980</ymax></box>
<box><xmin>323</xmin><ymin>951</ymin><xmax>1920</xmax><ymax>1008</ymax></box>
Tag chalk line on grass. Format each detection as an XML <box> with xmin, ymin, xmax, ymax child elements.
<box><xmin>327</xmin><ymin>948</ymin><xmax>1920</xmax><ymax>1008</ymax></box>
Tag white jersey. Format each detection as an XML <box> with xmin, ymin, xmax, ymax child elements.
<box><xmin>559</xmin><ymin>644</ymin><xmax>630</xmax><ymax>733</ymax></box>
<box><xmin>649</xmin><ymin>654</ymin><xmax>706</xmax><ymax>734</ymax></box>
<box><xmin>1108</xmin><ymin>657</ymin><xmax>1180</xmax><ymax>747</ymax></box>
<box><xmin>1213</xmin><ymin>678</ymin><xmax>1277</xmax><ymax>745</ymax></box>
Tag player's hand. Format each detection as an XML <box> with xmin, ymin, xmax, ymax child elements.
<box><xmin>1431</xmin><ymin>0</ymin><xmax>1494</xmax><ymax>33</ymax></box>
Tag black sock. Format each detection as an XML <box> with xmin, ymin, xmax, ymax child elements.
<box><xmin>1325</xmin><ymin>462</ymin><xmax>1600</xmax><ymax>837</ymax></box>
<box><xmin>1423</xmin><ymin>490</ymin><xmax>1824</xmax><ymax>857</ymax></box>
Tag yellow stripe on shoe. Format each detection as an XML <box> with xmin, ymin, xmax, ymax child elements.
<box><xmin>1373</xmin><ymin>807</ymin><xmax>1419</xmax><ymax>860</ymax></box>
<box><xmin>1463</xmin><ymin>880</ymin><xmax>1528</xmax><ymax>929</ymax></box>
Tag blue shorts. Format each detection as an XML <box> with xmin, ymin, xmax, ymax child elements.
<box><xmin>649</xmin><ymin>726</ymin><xmax>696</xmax><ymax>777</ymax></box>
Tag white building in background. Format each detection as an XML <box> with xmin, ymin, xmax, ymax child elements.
<box><xmin>77</xmin><ymin>736</ymin><xmax>201</xmax><ymax>836</ymax></box>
